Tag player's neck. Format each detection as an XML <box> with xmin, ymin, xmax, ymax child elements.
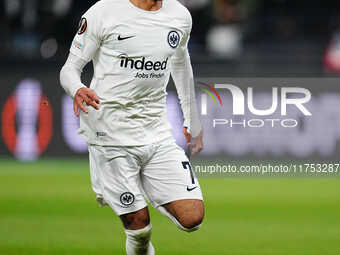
<box><xmin>129</xmin><ymin>0</ymin><xmax>162</xmax><ymax>11</ymax></box>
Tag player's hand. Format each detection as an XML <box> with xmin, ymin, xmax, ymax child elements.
<box><xmin>183</xmin><ymin>128</ymin><xmax>203</xmax><ymax>156</ymax></box>
<box><xmin>73</xmin><ymin>87</ymin><xmax>100</xmax><ymax>117</ymax></box>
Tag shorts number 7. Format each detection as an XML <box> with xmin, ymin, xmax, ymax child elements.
<box><xmin>182</xmin><ymin>161</ymin><xmax>195</xmax><ymax>185</ymax></box>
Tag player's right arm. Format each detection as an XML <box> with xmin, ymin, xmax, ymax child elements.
<box><xmin>59</xmin><ymin>3</ymin><xmax>103</xmax><ymax>117</ymax></box>
<box><xmin>60</xmin><ymin>54</ymin><xmax>99</xmax><ymax>117</ymax></box>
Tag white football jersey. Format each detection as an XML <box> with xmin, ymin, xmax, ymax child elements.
<box><xmin>69</xmin><ymin>0</ymin><xmax>198</xmax><ymax>146</ymax></box>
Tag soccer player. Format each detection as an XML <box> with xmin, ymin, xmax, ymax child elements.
<box><xmin>60</xmin><ymin>0</ymin><xmax>204</xmax><ymax>254</ymax></box>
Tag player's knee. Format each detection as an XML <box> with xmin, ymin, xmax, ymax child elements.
<box><xmin>123</xmin><ymin>214</ymin><xmax>150</xmax><ymax>230</ymax></box>
<box><xmin>159</xmin><ymin>200</ymin><xmax>204</xmax><ymax>233</ymax></box>
<box><xmin>178</xmin><ymin>213</ymin><xmax>204</xmax><ymax>232</ymax></box>
<box><xmin>178</xmin><ymin>201</ymin><xmax>204</xmax><ymax>232</ymax></box>
<box><xmin>120</xmin><ymin>209</ymin><xmax>150</xmax><ymax>230</ymax></box>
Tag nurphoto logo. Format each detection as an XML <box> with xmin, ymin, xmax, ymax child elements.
<box><xmin>200</xmin><ymin>83</ymin><xmax>312</xmax><ymax>128</ymax></box>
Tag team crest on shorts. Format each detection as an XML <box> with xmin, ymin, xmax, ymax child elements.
<box><xmin>168</xmin><ymin>31</ymin><xmax>180</xmax><ymax>48</ymax></box>
<box><xmin>120</xmin><ymin>192</ymin><xmax>135</xmax><ymax>206</ymax></box>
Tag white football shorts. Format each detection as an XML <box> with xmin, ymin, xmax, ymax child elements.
<box><xmin>88</xmin><ymin>141</ymin><xmax>203</xmax><ymax>216</ymax></box>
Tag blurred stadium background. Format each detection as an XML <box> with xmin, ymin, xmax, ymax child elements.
<box><xmin>0</xmin><ymin>1</ymin><xmax>340</xmax><ymax>255</ymax></box>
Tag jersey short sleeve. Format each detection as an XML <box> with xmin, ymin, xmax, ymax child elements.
<box><xmin>70</xmin><ymin>3</ymin><xmax>103</xmax><ymax>62</ymax></box>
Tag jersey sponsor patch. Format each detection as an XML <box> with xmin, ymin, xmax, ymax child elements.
<box><xmin>120</xmin><ymin>56</ymin><xmax>168</xmax><ymax>71</ymax></box>
<box><xmin>168</xmin><ymin>30</ymin><xmax>180</xmax><ymax>48</ymax></box>
<box><xmin>120</xmin><ymin>192</ymin><xmax>135</xmax><ymax>206</ymax></box>
<box><xmin>77</xmin><ymin>17</ymin><xmax>87</xmax><ymax>35</ymax></box>
<box><xmin>73</xmin><ymin>41</ymin><xmax>83</xmax><ymax>49</ymax></box>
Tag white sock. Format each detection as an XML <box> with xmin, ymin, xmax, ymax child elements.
<box><xmin>125</xmin><ymin>224</ymin><xmax>155</xmax><ymax>255</ymax></box>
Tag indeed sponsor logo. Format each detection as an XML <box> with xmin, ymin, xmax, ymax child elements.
<box><xmin>120</xmin><ymin>56</ymin><xmax>168</xmax><ymax>71</ymax></box>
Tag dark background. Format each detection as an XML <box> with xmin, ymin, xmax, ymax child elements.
<box><xmin>1</xmin><ymin>0</ymin><xmax>340</xmax><ymax>160</ymax></box>
<box><xmin>2</xmin><ymin>0</ymin><xmax>340</xmax><ymax>74</ymax></box>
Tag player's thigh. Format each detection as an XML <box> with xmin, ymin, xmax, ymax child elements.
<box><xmin>89</xmin><ymin>145</ymin><xmax>147</xmax><ymax>216</ymax></box>
<box><xmin>142</xmin><ymin>142</ymin><xmax>203</xmax><ymax>208</ymax></box>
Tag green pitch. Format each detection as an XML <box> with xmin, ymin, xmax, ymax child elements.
<box><xmin>0</xmin><ymin>158</ymin><xmax>340</xmax><ymax>255</ymax></box>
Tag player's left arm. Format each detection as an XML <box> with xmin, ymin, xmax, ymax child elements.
<box><xmin>170</xmin><ymin>15</ymin><xmax>203</xmax><ymax>155</ymax></box>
